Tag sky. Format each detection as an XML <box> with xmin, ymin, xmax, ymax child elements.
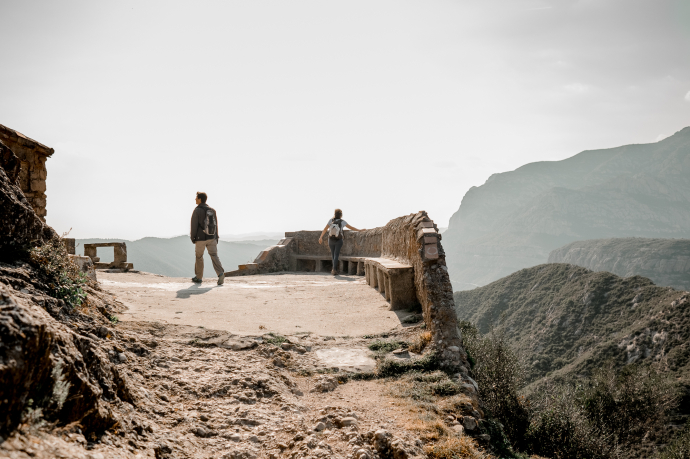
<box><xmin>1</xmin><ymin>0</ymin><xmax>689</xmax><ymax>239</ymax></box>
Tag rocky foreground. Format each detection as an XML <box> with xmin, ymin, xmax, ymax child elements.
<box><xmin>1</xmin><ymin>261</ymin><xmax>488</xmax><ymax>459</ymax></box>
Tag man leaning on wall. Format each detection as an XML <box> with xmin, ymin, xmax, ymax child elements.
<box><xmin>190</xmin><ymin>192</ymin><xmax>225</xmax><ymax>285</ymax></box>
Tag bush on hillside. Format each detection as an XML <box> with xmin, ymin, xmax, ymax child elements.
<box><xmin>29</xmin><ymin>236</ymin><xmax>89</xmax><ymax>308</ymax></box>
<box><xmin>460</xmin><ymin>321</ymin><xmax>530</xmax><ymax>449</ymax></box>
<box><xmin>461</xmin><ymin>320</ymin><xmax>680</xmax><ymax>459</ymax></box>
<box><xmin>660</xmin><ymin>420</ymin><xmax>690</xmax><ymax>459</ymax></box>
<box><xmin>581</xmin><ymin>363</ymin><xmax>679</xmax><ymax>448</ymax></box>
<box><xmin>525</xmin><ymin>382</ymin><xmax>615</xmax><ymax>459</ymax></box>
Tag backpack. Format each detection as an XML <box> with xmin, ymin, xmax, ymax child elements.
<box><xmin>328</xmin><ymin>219</ymin><xmax>344</xmax><ymax>240</ymax></box>
<box><xmin>202</xmin><ymin>208</ymin><xmax>217</xmax><ymax>237</ymax></box>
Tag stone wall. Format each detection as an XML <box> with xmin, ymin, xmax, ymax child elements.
<box><xmin>0</xmin><ymin>124</ymin><xmax>54</xmax><ymax>221</ymax></box>
<box><xmin>225</xmin><ymin>211</ymin><xmax>470</xmax><ymax>375</ymax></box>
<box><xmin>0</xmin><ymin>139</ymin><xmax>57</xmax><ymax>257</ymax></box>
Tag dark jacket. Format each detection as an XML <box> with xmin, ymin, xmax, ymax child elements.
<box><xmin>190</xmin><ymin>204</ymin><xmax>219</xmax><ymax>243</ymax></box>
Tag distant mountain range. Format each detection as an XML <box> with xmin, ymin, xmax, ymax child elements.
<box><xmin>74</xmin><ymin>236</ymin><xmax>278</xmax><ymax>278</ymax></box>
<box><xmin>443</xmin><ymin>126</ymin><xmax>690</xmax><ymax>291</ymax></box>
<box><xmin>549</xmin><ymin>237</ymin><xmax>690</xmax><ymax>291</ymax></box>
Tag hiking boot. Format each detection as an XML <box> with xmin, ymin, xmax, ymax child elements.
<box><xmin>331</xmin><ymin>270</ymin><xmax>337</xmax><ymax>276</ymax></box>
<box><xmin>218</xmin><ymin>273</ymin><xmax>225</xmax><ymax>285</ymax></box>
<box><xmin>191</xmin><ymin>277</ymin><xmax>202</xmax><ymax>283</ymax></box>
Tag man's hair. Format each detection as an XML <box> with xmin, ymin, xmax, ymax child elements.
<box><xmin>334</xmin><ymin>208</ymin><xmax>343</xmax><ymax>219</ymax></box>
<box><xmin>196</xmin><ymin>192</ymin><xmax>208</xmax><ymax>204</ymax></box>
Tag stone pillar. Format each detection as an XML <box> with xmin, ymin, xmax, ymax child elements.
<box><xmin>356</xmin><ymin>261</ymin><xmax>365</xmax><ymax>276</ymax></box>
<box><xmin>315</xmin><ymin>260</ymin><xmax>322</xmax><ymax>272</ymax></box>
<box><xmin>377</xmin><ymin>268</ymin><xmax>386</xmax><ymax>296</ymax></box>
<box><xmin>114</xmin><ymin>243</ymin><xmax>127</xmax><ymax>263</ymax></box>
<box><xmin>385</xmin><ymin>275</ymin><xmax>392</xmax><ymax>301</ymax></box>
<box><xmin>84</xmin><ymin>245</ymin><xmax>97</xmax><ymax>261</ymax></box>
<box><xmin>348</xmin><ymin>261</ymin><xmax>357</xmax><ymax>275</ymax></box>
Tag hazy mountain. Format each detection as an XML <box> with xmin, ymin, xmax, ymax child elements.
<box><xmin>549</xmin><ymin>237</ymin><xmax>690</xmax><ymax>291</ymax></box>
<box><xmin>443</xmin><ymin>126</ymin><xmax>690</xmax><ymax>291</ymax></box>
<box><xmin>74</xmin><ymin>236</ymin><xmax>277</xmax><ymax>278</ymax></box>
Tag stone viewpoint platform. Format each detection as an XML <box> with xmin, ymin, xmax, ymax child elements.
<box><xmin>102</xmin><ymin>271</ymin><xmax>410</xmax><ymax>336</ymax></box>
<box><xmin>221</xmin><ymin>211</ymin><xmax>468</xmax><ymax>374</ymax></box>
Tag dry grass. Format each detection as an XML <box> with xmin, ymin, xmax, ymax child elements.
<box><xmin>391</xmin><ymin>374</ymin><xmax>493</xmax><ymax>458</ymax></box>
<box><xmin>410</xmin><ymin>331</ymin><xmax>432</xmax><ymax>353</ymax></box>
<box><xmin>425</xmin><ymin>436</ymin><xmax>491</xmax><ymax>459</ymax></box>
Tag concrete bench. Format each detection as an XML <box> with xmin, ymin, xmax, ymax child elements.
<box><xmin>363</xmin><ymin>258</ymin><xmax>417</xmax><ymax>310</ymax></box>
<box><xmin>84</xmin><ymin>242</ymin><xmax>133</xmax><ymax>271</ymax></box>
<box><xmin>291</xmin><ymin>255</ymin><xmax>366</xmax><ymax>275</ymax></box>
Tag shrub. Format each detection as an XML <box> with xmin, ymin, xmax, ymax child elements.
<box><xmin>525</xmin><ymin>364</ymin><xmax>679</xmax><ymax>459</ymax></box>
<box><xmin>263</xmin><ymin>333</ymin><xmax>287</xmax><ymax>346</ymax></box>
<box><xmin>525</xmin><ymin>382</ymin><xmax>614</xmax><ymax>459</ymax></box>
<box><xmin>29</xmin><ymin>236</ymin><xmax>88</xmax><ymax>308</ymax></box>
<box><xmin>377</xmin><ymin>351</ymin><xmax>441</xmax><ymax>377</ymax></box>
<box><xmin>581</xmin><ymin>363</ymin><xmax>679</xmax><ymax>448</ymax></box>
<box><xmin>368</xmin><ymin>339</ymin><xmax>409</xmax><ymax>354</ymax></box>
<box><xmin>459</xmin><ymin>321</ymin><xmax>530</xmax><ymax>449</ymax></box>
<box><xmin>660</xmin><ymin>421</ymin><xmax>690</xmax><ymax>459</ymax></box>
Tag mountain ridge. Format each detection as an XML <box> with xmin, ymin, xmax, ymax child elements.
<box><xmin>444</xmin><ymin>126</ymin><xmax>690</xmax><ymax>290</ymax></box>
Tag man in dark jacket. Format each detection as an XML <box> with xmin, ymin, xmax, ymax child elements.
<box><xmin>190</xmin><ymin>192</ymin><xmax>225</xmax><ymax>285</ymax></box>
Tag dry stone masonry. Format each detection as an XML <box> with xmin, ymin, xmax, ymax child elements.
<box><xmin>0</xmin><ymin>124</ymin><xmax>54</xmax><ymax>221</ymax></box>
<box><xmin>226</xmin><ymin>211</ymin><xmax>471</xmax><ymax>375</ymax></box>
<box><xmin>84</xmin><ymin>242</ymin><xmax>134</xmax><ymax>271</ymax></box>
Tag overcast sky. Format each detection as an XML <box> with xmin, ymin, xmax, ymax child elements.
<box><xmin>1</xmin><ymin>0</ymin><xmax>689</xmax><ymax>239</ymax></box>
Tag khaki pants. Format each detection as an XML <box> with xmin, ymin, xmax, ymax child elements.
<box><xmin>195</xmin><ymin>239</ymin><xmax>224</xmax><ymax>279</ymax></box>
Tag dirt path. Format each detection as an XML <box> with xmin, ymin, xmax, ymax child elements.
<box><xmin>102</xmin><ymin>272</ymin><xmax>413</xmax><ymax>337</ymax></box>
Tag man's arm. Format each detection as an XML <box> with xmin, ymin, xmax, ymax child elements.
<box><xmin>190</xmin><ymin>208</ymin><xmax>199</xmax><ymax>243</ymax></box>
<box><xmin>345</xmin><ymin>224</ymin><xmax>364</xmax><ymax>231</ymax></box>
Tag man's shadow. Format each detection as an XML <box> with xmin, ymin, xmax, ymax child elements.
<box><xmin>176</xmin><ymin>283</ymin><xmax>216</xmax><ymax>299</ymax></box>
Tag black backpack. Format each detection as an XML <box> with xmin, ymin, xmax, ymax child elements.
<box><xmin>202</xmin><ymin>208</ymin><xmax>217</xmax><ymax>237</ymax></box>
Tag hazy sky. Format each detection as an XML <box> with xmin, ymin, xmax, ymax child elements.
<box><xmin>1</xmin><ymin>0</ymin><xmax>689</xmax><ymax>239</ymax></box>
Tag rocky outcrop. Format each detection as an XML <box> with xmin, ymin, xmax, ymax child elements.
<box><xmin>0</xmin><ymin>280</ymin><xmax>125</xmax><ymax>436</ymax></box>
<box><xmin>0</xmin><ymin>140</ymin><xmax>56</xmax><ymax>259</ymax></box>
<box><xmin>443</xmin><ymin>126</ymin><xmax>690</xmax><ymax>291</ymax></box>
<box><xmin>0</xmin><ymin>140</ymin><xmax>131</xmax><ymax>439</ymax></box>
<box><xmin>548</xmin><ymin>238</ymin><xmax>690</xmax><ymax>291</ymax></box>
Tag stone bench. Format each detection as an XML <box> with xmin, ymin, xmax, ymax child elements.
<box><xmin>364</xmin><ymin>258</ymin><xmax>416</xmax><ymax>310</ymax></box>
<box><xmin>291</xmin><ymin>255</ymin><xmax>366</xmax><ymax>275</ymax></box>
<box><xmin>84</xmin><ymin>242</ymin><xmax>133</xmax><ymax>271</ymax></box>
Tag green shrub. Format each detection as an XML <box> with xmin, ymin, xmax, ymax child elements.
<box><xmin>368</xmin><ymin>339</ymin><xmax>409</xmax><ymax>354</ymax></box>
<box><xmin>660</xmin><ymin>421</ymin><xmax>690</xmax><ymax>459</ymax></box>
<box><xmin>526</xmin><ymin>382</ymin><xmax>614</xmax><ymax>459</ymax></box>
<box><xmin>581</xmin><ymin>363</ymin><xmax>678</xmax><ymax>447</ymax></box>
<box><xmin>263</xmin><ymin>333</ymin><xmax>287</xmax><ymax>346</ymax></box>
<box><xmin>459</xmin><ymin>322</ymin><xmax>530</xmax><ymax>449</ymax></box>
<box><xmin>29</xmin><ymin>237</ymin><xmax>88</xmax><ymax>308</ymax></box>
<box><xmin>525</xmin><ymin>364</ymin><xmax>679</xmax><ymax>459</ymax></box>
<box><xmin>377</xmin><ymin>351</ymin><xmax>441</xmax><ymax>377</ymax></box>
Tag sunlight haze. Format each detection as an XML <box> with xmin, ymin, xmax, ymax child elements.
<box><xmin>1</xmin><ymin>0</ymin><xmax>689</xmax><ymax>239</ymax></box>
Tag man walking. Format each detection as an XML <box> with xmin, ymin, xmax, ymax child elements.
<box><xmin>190</xmin><ymin>192</ymin><xmax>225</xmax><ymax>285</ymax></box>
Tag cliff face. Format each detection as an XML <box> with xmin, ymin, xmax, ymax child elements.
<box><xmin>443</xmin><ymin>127</ymin><xmax>690</xmax><ymax>291</ymax></box>
<box><xmin>548</xmin><ymin>238</ymin><xmax>690</xmax><ymax>291</ymax></box>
